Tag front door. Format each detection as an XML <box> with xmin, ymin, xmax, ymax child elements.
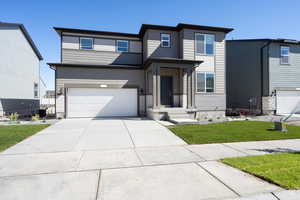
<box><xmin>161</xmin><ymin>76</ymin><xmax>173</xmax><ymax>106</ymax></box>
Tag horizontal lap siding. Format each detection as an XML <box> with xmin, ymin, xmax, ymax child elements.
<box><xmin>182</xmin><ymin>29</ymin><xmax>226</xmax><ymax>94</ymax></box>
<box><xmin>195</xmin><ymin>94</ymin><xmax>226</xmax><ymax>110</ymax></box>
<box><xmin>62</xmin><ymin>49</ymin><xmax>142</xmax><ymax>65</ymax></box>
<box><xmin>146</xmin><ymin>29</ymin><xmax>179</xmax><ymax>58</ymax></box>
<box><xmin>269</xmin><ymin>43</ymin><xmax>300</xmax><ymax>92</ymax></box>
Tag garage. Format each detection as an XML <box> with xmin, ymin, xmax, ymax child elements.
<box><xmin>67</xmin><ymin>88</ymin><xmax>138</xmax><ymax>118</ymax></box>
<box><xmin>276</xmin><ymin>90</ymin><xmax>300</xmax><ymax>115</ymax></box>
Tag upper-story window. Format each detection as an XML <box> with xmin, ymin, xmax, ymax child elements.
<box><xmin>34</xmin><ymin>83</ymin><xmax>39</xmax><ymax>98</ymax></box>
<box><xmin>117</xmin><ymin>40</ymin><xmax>129</xmax><ymax>52</ymax></box>
<box><xmin>195</xmin><ymin>33</ymin><xmax>215</xmax><ymax>55</ymax></box>
<box><xmin>161</xmin><ymin>33</ymin><xmax>171</xmax><ymax>48</ymax></box>
<box><xmin>280</xmin><ymin>46</ymin><xmax>290</xmax><ymax>65</ymax></box>
<box><xmin>80</xmin><ymin>38</ymin><xmax>93</xmax><ymax>50</ymax></box>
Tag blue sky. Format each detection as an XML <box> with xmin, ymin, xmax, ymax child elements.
<box><xmin>2</xmin><ymin>0</ymin><xmax>300</xmax><ymax>90</ymax></box>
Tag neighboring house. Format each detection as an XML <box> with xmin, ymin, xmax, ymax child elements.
<box><xmin>0</xmin><ymin>22</ymin><xmax>43</xmax><ymax>117</ymax></box>
<box><xmin>48</xmin><ymin>23</ymin><xmax>233</xmax><ymax>120</ymax></box>
<box><xmin>226</xmin><ymin>39</ymin><xmax>300</xmax><ymax>115</ymax></box>
<box><xmin>40</xmin><ymin>89</ymin><xmax>55</xmax><ymax>115</ymax></box>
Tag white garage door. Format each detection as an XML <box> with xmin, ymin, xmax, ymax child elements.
<box><xmin>276</xmin><ymin>90</ymin><xmax>300</xmax><ymax>115</ymax></box>
<box><xmin>67</xmin><ymin>88</ymin><xmax>138</xmax><ymax>118</ymax></box>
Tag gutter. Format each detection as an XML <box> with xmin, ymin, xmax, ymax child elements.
<box><xmin>260</xmin><ymin>40</ymin><xmax>272</xmax><ymax>114</ymax></box>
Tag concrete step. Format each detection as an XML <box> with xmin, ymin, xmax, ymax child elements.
<box><xmin>167</xmin><ymin>113</ymin><xmax>192</xmax><ymax>118</ymax></box>
<box><xmin>169</xmin><ymin>118</ymin><xmax>198</xmax><ymax>124</ymax></box>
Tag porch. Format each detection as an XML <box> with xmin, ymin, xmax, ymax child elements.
<box><xmin>144</xmin><ymin>58</ymin><xmax>202</xmax><ymax>120</ymax></box>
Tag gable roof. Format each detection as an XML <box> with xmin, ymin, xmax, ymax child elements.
<box><xmin>0</xmin><ymin>22</ymin><xmax>43</xmax><ymax>60</ymax></box>
<box><xmin>54</xmin><ymin>23</ymin><xmax>234</xmax><ymax>38</ymax></box>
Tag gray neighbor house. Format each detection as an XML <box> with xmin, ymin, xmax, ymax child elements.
<box><xmin>48</xmin><ymin>23</ymin><xmax>233</xmax><ymax>120</ymax></box>
<box><xmin>226</xmin><ymin>39</ymin><xmax>300</xmax><ymax>115</ymax></box>
<box><xmin>0</xmin><ymin>22</ymin><xmax>43</xmax><ymax>117</ymax></box>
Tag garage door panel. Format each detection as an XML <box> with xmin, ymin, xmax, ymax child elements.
<box><xmin>277</xmin><ymin>90</ymin><xmax>300</xmax><ymax>115</ymax></box>
<box><xmin>67</xmin><ymin>88</ymin><xmax>137</xmax><ymax>118</ymax></box>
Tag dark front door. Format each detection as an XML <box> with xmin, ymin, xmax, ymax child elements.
<box><xmin>161</xmin><ymin>76</ymin><xmax>173</xmax><ymax>106</ymax></box>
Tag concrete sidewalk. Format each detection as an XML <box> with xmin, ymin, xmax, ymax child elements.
<box><xmin>1</xmin><ymin>118</ymin><xmax>300</xmax><ymax>199</ymax></box>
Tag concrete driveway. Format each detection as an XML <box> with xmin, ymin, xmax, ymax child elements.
<box><xmin>1</xmin><ymin>118</ymin><xmax>186</xmax><ymax>154</ymax></box>
<box><xmin>0</xmin><ymin>118</ymin><xmax>298</xmax><ymax>200</ymax></box>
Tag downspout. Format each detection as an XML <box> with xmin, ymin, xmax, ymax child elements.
<box><xmin>260</xmin><ymin>40</ymin><xmax>272</xmax><ymax>115</ymax></box>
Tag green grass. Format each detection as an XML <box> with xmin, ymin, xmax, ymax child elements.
<box><xmin>168</xmin><ymin>121</ymin><xmax>300</xmax><ymax>144</ymax></box>
<box><xmin>0</xmin><ymin>124</ymin><xmax>50</xmax><ymax>151</ymax></box>
<box><xmin>222</xmin><ymin>153</ymin><xmax>300</xmax><ymax>189</ymax></box>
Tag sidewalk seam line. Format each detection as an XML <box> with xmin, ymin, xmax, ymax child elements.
<box><xmin>121</xmin><ymin>120</ymin><xmax>136</xmax><ymax>148</ymax></box>
<box><xmin>271</xmin><ymin>192</ymin><xmax>281</xmax><ymax>200</ymax></box>
<box><xmin>95</xmin><ymin>169</ymin><xmax>102</xmax><ymax>200</ymax></box>
<box><xmin>195</xmin><ymin>162</ymin><xmax>241</xmax><ymax>197</ymax></box>
<box><xmin>221</xmin><ymin>143</ymin><xmax>251</xmax><ymax>155</ymax></box>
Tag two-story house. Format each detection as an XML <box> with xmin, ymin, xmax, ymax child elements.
<box><xmin>48</xmin><ymin>23</ymin><xmax>233</xmax><ymax>120</ymax></box>
<box><xmin>0</xmin><ymin>22</ymin><xmax>43</xmax><ymax>117</ymax></box>
<box><xmin>227</xmin><ymin>39</ymin><xmax>300</xmax><ymax>115</ymax></box>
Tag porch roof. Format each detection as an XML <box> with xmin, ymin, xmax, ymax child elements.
<box><xmin>144</xmin><ymin>57</ymin><xmax>203</xmax><ymax>68</ymax></box>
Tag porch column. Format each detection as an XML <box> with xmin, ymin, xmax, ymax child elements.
<box><xmin>156</xmin><ymin>65</ymin><xmax>161</xmax><ymax>108</ymax></box>
<box><xmin>187</xmin><ymin>67</ymin><xmax>196</xmax><ymax>109</ymax></box>
<box><xmin>191</xmin><ymin>67</ymin><xmax>196</xmax><ymax>108</ymax></box>
<box><xmin>182</xmin><ymin>68</ymin><xmax>188</xmax><ymax>108</ymax></box>
<box><xmin>187</xmin><ymin>68</ymin><xmax>191</xmax><ymax>108</ymax></box>
<box><xmin>152</xmin><ymin>64</ymin><xmax>161</xmax><ymax>109</ymax></box>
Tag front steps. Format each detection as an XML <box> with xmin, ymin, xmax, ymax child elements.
<box><xmin>147</xmin><ymin>107</ymin><xmax>197</xmax><ymax>123</ymax></box>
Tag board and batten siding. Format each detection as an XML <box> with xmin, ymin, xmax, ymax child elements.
<box><xmin>269</xmin><ymin>43</ymin><xmax>300</xmax><ymax>93</ymax></box>
<box><xmin>62</xmin><ymin>36</ymin><xmax>142</xmax><ymax>65</ymax></box>
<box><xmin>181</xmin><ymin>29</ymin><xmax>226</xmax><ymax>94</ymax></box>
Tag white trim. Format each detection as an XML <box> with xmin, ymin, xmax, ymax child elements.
<box><xmin>196</xmin><ymin>72</ymin><xmax>215</xmax><ymax>93</ymax></box>
<box><xmin>116</xmin><ymin>40</ymin><xmax>129</xmax><ymax>52</ymax></box>
<box><xmin>161</xmin><ymin>33</ymin><xmax>171</xmax><ymax>48</ymax></box>
<box><xmin>79</xmin><ymin>37</ymin><xmax>94</xmax><ymax>50</ymax></box>
<box><xmin>280</xmin><ymin>46</ymin><xmax>290</xmax><ymax>65</ymax></box>
<box><xmin>195</xmin><ymin>33</ymin><xmax>215</xmax><ymax>55</ymax></box>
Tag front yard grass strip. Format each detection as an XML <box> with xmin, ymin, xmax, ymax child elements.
<box><xmin>168</xmin><ymin>121</ymin><xmax>300</xmax><ymax>144</ymax></box>
<box><xmin>221</xmin><ymin>153</ymin><xmax>300</xmax><ymax>189</ymax></box>
<box><xmin>0</xmin><ymin>124</ymin><xmax>50</xmax><ymax>151</ymax></box>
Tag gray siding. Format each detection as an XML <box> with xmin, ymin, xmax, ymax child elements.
<box><xmin>195</xmin><ymin>94</ymin><xmax>226</xmax><ymax>110</ymax></box>
<box><xmin>269</xmin><ymin>43</ymin><xmax>300</xmax><ymax>93</ymax></box>
<box><xmin>226</xmin><ymin>40</ymin><xmax>265</xmax><ymax>109</ymax></box>
<box><xmin>56</xmin><ymin>66</ymin><xmax>145</xmax><ymax>89</ymax></box>
<box><xmin>62</xmin><ymin>49</ymin><xmax>142</xmax><ymax>65</ymax></box>
<box><xmin>56</xmin><ymin>66</ymin><xmax>145</xmax><ymax>117</ymax></box>
<box><xmin>144</xmin><ymin>29</ymin><xmax>179</xmax><ymax>59</ymax></box>
<box><xmin>181</xmin><ymin>29</ymin><xmax>226</xmax><ymax>93</ymax></box>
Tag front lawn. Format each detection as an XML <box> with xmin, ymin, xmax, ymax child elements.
<box><xmin>168</xmin><ymin>121</ymin><xmax>300</xmax><ymax>144</ymax></box>
<box><xmin>222</xmin><ymin>153</ymin><xmax>300</xmax><ymax>189</ymax></box>
<box><xmin>0</xmin><ymin>124</ymin><xmax>50</xmax><ymax>151</ymax></box>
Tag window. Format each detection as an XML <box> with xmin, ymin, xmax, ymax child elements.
<box><xmin>117</xmin><ymin>40</ymin><xmax>129</xmax><ymax>52</ymax></box>
<box><xmin>196</xmin><ymin>72</ymin><xmax>215</xmax><ymax>93</ymax></box>
<box><xmin>161</xmin><ymin>33</ymin><xmax>170</xmax><ymax>48</ymax></box>
<box><xmin>34</xmin><ymin>83</ymin><xmax>38</xmax><ymax>98</ymax></box>
<box><xmin>280</xmin><ymin>46</ymin><xmax>290</xmax><ymax>64</ymax></box>
<box><xmin>195</xmin><ymin>33</ymin><xmax>215</xmax><ymax>55</ymax></box>
<box><xmin>80</xmin><ymin>38</ymin><xmax>93</xmax><ymax>50</ymax></box>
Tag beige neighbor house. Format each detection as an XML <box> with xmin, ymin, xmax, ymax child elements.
<box><xmin>48</xmin><ymin>23</ymin><xmax>233</xmax><ymax>121</ymax></box>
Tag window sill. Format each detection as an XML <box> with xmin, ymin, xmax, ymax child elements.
<box><xmin>195</xmin><ymin>53</ymin><xmax>215</xmax><ymax>57</ymax></box>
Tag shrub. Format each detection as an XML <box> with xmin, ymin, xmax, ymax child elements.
<box><xmin>31</xmin><ymin>114</ymin><xmax>40</xmax><ymax>121</ymax></box>
<box><xmin>9</xmin><ymin>113</ymin><xmax>19</xmax><ymax>121</ymax></box>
